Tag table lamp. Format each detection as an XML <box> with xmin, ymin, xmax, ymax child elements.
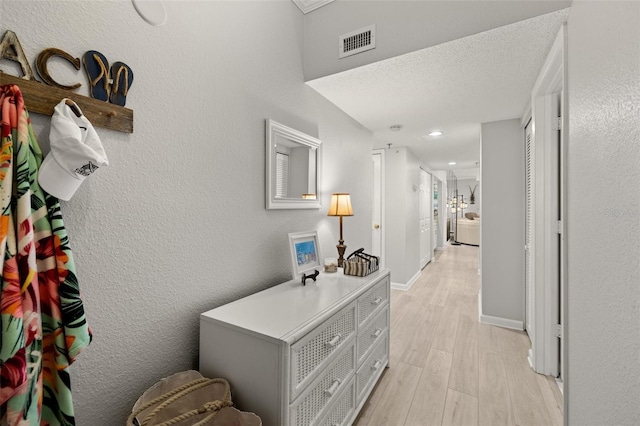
<box><xmin>327</xmin><ymin>193</ymin><xmax>354</xmax><ymax>267</ymax></box>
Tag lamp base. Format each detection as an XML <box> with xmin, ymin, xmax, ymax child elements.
<box><xmin>337</xmin><ymin>241</ymin><xmax>347</xmax><ymax>267</ymax></box>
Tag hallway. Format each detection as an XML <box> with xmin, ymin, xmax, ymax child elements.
<box><xmin>354</xmin><ymin>244</ymin><xmax>563</xmax><ymax>426</ymax></box>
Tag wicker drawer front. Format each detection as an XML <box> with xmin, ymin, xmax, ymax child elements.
<box><xmin>357</xmin><ymin>276</ymin><xmax>389</xmax><ymax>328</ymax></box>
<box><xmin>290</xmin><ymin>343</ymin><xmax>356</xmax><ymax>426</ymax></box>
<box><xmin>290</xmin><ymin>302</ymin><xmax>357</xmax><ymax>400</ymax></box>
<box><xmin>356</xmin><ymin>333</ymin><xmax>389</xmax><ymax>403</ymax></box>
<box><xmin>318</xmin><ymin>376</ymin><xmax>356</xmax><ymax>426</ymax></box>
<box><xmin>357</xmin><ymin>305</ymin><xmax>389</xmax><ymax>365</ymax></box>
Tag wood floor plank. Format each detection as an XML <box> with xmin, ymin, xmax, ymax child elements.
<box><xmin>495</xmin><ymin>326</ymin><xmax>530</xmax><ymax>358</ymax></box>
<box><xmin>390</xmin><ymin>292</ymin><xmax>413</xmax><ymax>332</ymax></box>
<box><xmin>404</xmin><ymin>349</ymin><xmax>453</xmax><ymax>426</ymax></box>
<box><xmin>357</xmin><ymin>361</ymin><xmax>422</xmax><ymax>426</ymax></box>
<box><xmin>441</xmin><ymin>389</ymin><xmax>479</xmax><ymax>426</ymax></box>
<box><xmin>501</xmin><ymin>354</ymin><xmax>554</xmax><ymax>425</ymax></box>
<box><xmin>448</xmin><ymin>314</ymin><xmax>479</xmax><ymax>396</ymax></box>
<box><xmin>549</xmin><ymin>377</ymin><xmax>564</xmax><ymax>410</ymax></box>
<box><xmin>416</xmin><ymin>273</ymin><xmax>449</xmax><ymax>308</ymax></box>
<box><xmin>396</xmin><ymin>303</ymin><xmax>438</xmax><ymax>367</ymax></box>
<box><xmin>429</xmin><ymin>303</ymin><xmax>460</xmax><ymax>353</ymax></box>
<box><xmin>535</xmin><ymin>373</ymin><xmax>563</xmax><ymax>425</ymax></box>
<box><xmin>478</xmin><ymin>350</ymin><xmax>514</xmax><ymax>426</ymax></box>
<box><xmin>478</xmin><ymin>322</ymin><xmax>501</xmax><ymax>352</ymax></box>
<box><xmin>390</xmin><ymin>297</ymin><xmax>430</xmax><ymax>366</ymax></box>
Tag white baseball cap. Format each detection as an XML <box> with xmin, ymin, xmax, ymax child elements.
<box><xmin>38</xmin><ymin>99</ymin><xmax>108</xmax><ymax>201</ymax></box>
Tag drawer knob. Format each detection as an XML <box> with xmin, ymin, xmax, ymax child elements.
<box><xmin>326</xmin><ymin>333</ymin><xmax>342</xmax><ymax>348</ymax></box>
<box><xmin>325</xmin><ymin>379</ymin><xmax>341</xmax><ymax>396</ymax></box>
<box><xmin>372</xmin><ymin>297</ymin><xmax>383</xmax><ymax>305</ymax></box>
<box><xmin>372</xmin><ymin>328</ymin><xmax>382</xmax><ymax>338</ymax></box>
<box><xmin>372</xmin><ymin>360</ymin><xmax>382</xmax><ymax>370</ymax></box>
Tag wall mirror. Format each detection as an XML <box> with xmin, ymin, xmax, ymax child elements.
<box><xmin>266</xmin><ymin>119</ymin><xmax>322</xmax><ymax>209</ymax></box>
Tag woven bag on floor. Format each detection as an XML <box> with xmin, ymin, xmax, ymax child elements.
<box><xmin>127</xmin><ymin>370</ymin><xmax>262</xmax><ymax>426</ymax></box>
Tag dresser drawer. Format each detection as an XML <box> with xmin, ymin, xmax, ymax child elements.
<box><xmin>357</xmin><ymin>305</ymin><xmax>389</xmax><ymax>365</ymax></box>
<box><xmin>357</xmin><ymin>276</ymin><xmax>389</xmax><ymax>328</ymax></box>
<box><xmin>290</xmin><ymin>342</ymin><xmax>356</xmax><ymax>426</ymax></box>
<box><xmin>318</xmin><ymin>376</ymin><xmax>356</xmax><ymax>426</ymax></box>
<box><xmin>356</xmin><ymin>332</ymin><xmax>389</xmax><ymax>403</ymax></box>
<box><xmin>290</xmin><ymin>302</ymin><xmax>357</xmax><ymax>400</ymax></box>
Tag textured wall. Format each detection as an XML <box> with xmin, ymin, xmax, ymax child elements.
<box><xmin>0</xmin><ymin>1</ymin><xmax>374</xmax><ymax>423</ymax></box>
<box><xmin>384</xmin><ymin>148</ymin><xmax>408</xmax><ymax>284</ymax></box>
<box><xmin>302</xmin><ymin>0</ymin><xmax>571</xmax><ymax>81</ymax></box>
<box><xmin>480</xmin><ymin>119</ymin><xmax>525</xmax><ymax>324</ymax></box>
<box><xmin>383</xmin><ymin>147</ymin><xmax>420</xmax><ymax>286</ymax></box>
<box><xmin>566</xmin><ymin>1</ymin><xmax>640</xmax><ymax>424</ymax></box>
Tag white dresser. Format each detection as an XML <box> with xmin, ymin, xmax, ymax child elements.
<box><xmin>199</xmin><ymin>269</ymin><xmax>390</xmax><ymax>426</ymax></box>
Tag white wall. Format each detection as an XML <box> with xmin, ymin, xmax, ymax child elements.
<box><xmin>384</xmin><ymin>147</ymin><xmax>420</xmax><ymax>286</ymax></box>
<box><xmin>0</xmin><ymin>1</ymin><xmax>374</xmax><ymax>423</ymax></box>
<box><xmin>457</xmin><ymin>178</ymin><xmax>480</xmax><ymax>215</ymax></box>
<box><xmin>480</xmin><ymin>119</ymin><xmax>524</xmax><ymax>325</ymax></box>
<box><xmin>302</xmin><ymin>0</ymin><xmax>571</xmax><ymax>81</ymax></box>
<box><xmin>566</xmin><ymin>1</ymin><xmax>640</xmax><ymax>424</ymax></box>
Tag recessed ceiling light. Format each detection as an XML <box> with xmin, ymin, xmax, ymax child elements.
<box><xmin>390</xmin><ymin>124</ymin><xmax>403</xmax><ymax>132</ymax></box>
<box><xmin>448</xmin><ymin>162</ymin><xmax>456</xmax><ymax>165</ymax></box>
<box><xmin>428</xmin><ymin>131</ymin><xmax>443</xmax><ymax>137</ymax></box>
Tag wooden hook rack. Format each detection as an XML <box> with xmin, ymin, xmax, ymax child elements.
<box><xmin>0</xmin><ymin>72</ymin><xmax>133</xmax><ymax>133</ymax></box>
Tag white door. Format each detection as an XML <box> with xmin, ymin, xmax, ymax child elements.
<box><xmin>371</xmin><ymin>151</ymin><xmax>384</xmax><ymax>268</ymax></box>
<box><xmin>419</xmin><ymin>169</ymin><xmax>432</xmax><ymax>269</ymax></box>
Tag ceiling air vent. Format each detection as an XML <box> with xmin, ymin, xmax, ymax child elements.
<box><xmin>339</xmin><ymin>25</ymin><xmax>376</xmax><ymax>59</ymax></box>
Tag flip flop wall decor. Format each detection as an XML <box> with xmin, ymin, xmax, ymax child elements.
<box><xmin>83</xmin><ymin>50</ymin><xmax>111</xmax><ymax>102</ymax></box>
<box><xmin>109</xmin><ymin>62</ymin><xmax>134</xmax><ymax>107</ymax></box>
<box><xmin>82</xmin><ymin>51</ymin><xmax>134</xmax><ymax>107</ymax></box>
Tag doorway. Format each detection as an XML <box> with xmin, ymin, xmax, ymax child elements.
<box><xmin>526</xmin><ymin>25</ymin><xmax>565</xmax><ymax>384</ymax></box>
<box><xmin>419</xmin><ymin>169</ymin><xmax>432</xmax><ymax>269</ymax></box>
<box><xmin>372</xmin><ymin>149</ymin><xmax>385</xmax><ymax>268</ymax></box>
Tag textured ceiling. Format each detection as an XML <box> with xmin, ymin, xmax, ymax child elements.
<box><xmin>307</xmin><ymin>9</ymin><xmax>570</xmax><ymax>177</ymax></box>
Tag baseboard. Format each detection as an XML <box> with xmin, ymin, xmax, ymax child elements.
<box><xmin>528</xmin><ymin>348</ymin><xmax>534</xmax><ymax>368</ymax></box>
<box><xmin>480</xmin><ymin>314</ymin><xmax>524</xmax><ymax>331</ymax></box>
<box><xmin>391</xmin><ymin>269</ymin><xmax>421</xmax><ymax>291</ymax></box>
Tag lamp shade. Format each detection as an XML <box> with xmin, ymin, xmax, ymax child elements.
<box><xmin>327</xmin><ymin>193</ymin><xmax>354</xmax><ymax>217</ymax></box>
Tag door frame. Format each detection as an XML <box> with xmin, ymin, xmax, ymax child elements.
<box><xmin>419</xmin><ymin>168</ymin><xmax>432</xmax><ymax>269</ymax></box>
<box><xmin>526</xmin><ymin>25</ymin><xmax>566</xmax><ymax>380</ymax></box>
<box><xmin>372</xmin><ymin>149</ymin><xmax>386</xmax><ymax>269</ymax></box>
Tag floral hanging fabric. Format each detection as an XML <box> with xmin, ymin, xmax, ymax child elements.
<box><xmin>0</xmin><ymin>85</ymin><xmax>92</xmax><ymax>425</ymax></box>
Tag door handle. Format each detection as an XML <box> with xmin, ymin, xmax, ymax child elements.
<box><xmin>373</xmin><ymin>224</ymin><xmax>380</xmax><ymax>229</ymax></box>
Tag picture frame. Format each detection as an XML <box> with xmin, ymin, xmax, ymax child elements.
<box><xmin>288</xmin><ymin>231</ymin><xmax>322</xmax><ymax>280</ymax></box>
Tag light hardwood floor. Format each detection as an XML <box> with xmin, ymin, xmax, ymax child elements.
<box><xmin>354</xmin><ymin>243</ymin><xmax>563</xmax><ymax>426</ymax></box>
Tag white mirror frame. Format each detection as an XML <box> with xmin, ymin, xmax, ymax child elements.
<box><xmin>266</xmin><ymin>119</ymin><xmax>322</xmax><ymax>210</ymax></box>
